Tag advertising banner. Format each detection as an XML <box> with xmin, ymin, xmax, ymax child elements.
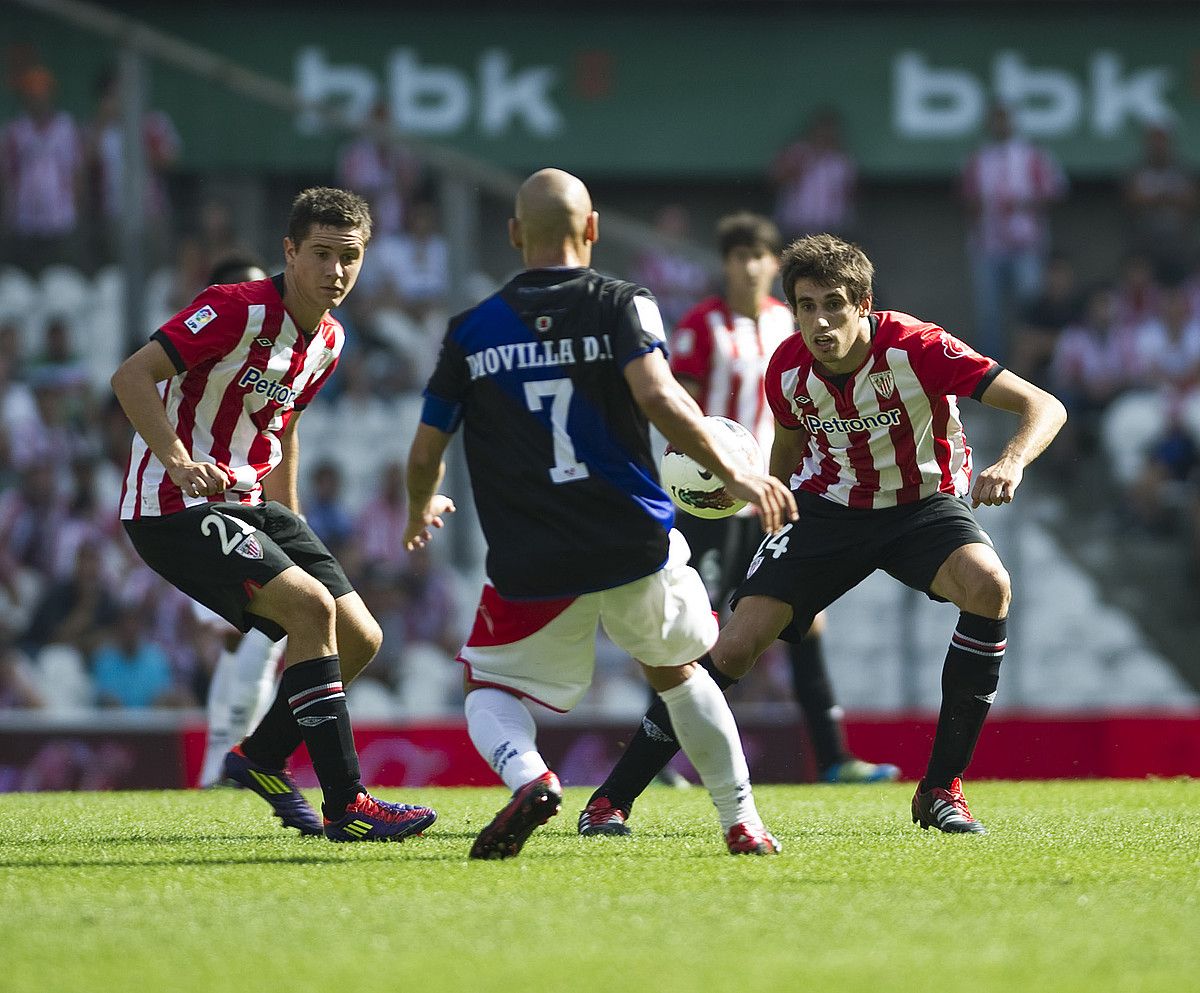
<box><xmin>4</xmin><ymin>7</ymin><xmax>1197</xmax><ymax>177</ymax></box>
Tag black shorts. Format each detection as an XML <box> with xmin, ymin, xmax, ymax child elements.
<box><xmin>123</xmin><ymin>501</ymin><xmax>353</xmax><ymax>641</ymax></box>
<box><xmin>732</xmin><ymin>490</ymin><xmax>992</xmax><ymax>642</ymax></box>
<box><xmin>674</xmin><ymin>513</ymin><xmax>763</xmax><ymax>612</ymax></box>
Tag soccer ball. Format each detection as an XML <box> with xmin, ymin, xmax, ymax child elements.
<box><xmin>660</xmin><ymin>416</ymin><xmax>765</xmax><ymax>519</ymax></box>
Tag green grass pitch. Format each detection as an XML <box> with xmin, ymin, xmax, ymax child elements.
<box><xmin>2</xmin><ymin>780</ymin><xmax>1197</xmax><ymax>993</ymax></box>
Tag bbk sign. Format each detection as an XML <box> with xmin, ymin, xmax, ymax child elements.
<box><xmin>893</xmin><ymin>50</ymin><xmax>1175</xmax><ymax>139</ymax></box>
<box><xmin>295</xmin><ymin>46</ymin><xmax>563</xmax><ymax>137</ymax></box>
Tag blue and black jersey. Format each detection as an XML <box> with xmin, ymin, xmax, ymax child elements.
<box><xmin>421</xmin><ymin>267</ymin><xmax>676</xmax><ymax>599</ymax></box>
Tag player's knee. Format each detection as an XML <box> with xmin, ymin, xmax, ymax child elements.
<box><xmin>276</xmin><ymin>581</ymin><xmax>337</xmax><ymax>636</ymax></box>
<box><xmin>345</xmin><ymin>615</ymin><xmax>384</xmax><ymax>667</ymax></box>
<box><xmin>301</xmin><ymin>581</ymin><xmax>339</xmax><ymax>619</ymax></box>
<box><xmin>711</xmin><ymin>631</ymin><xmax>759</xmax><ymax>680</ymax></box>
<box><xmin>966</xmin><ymin>563</ymin><xmax>1011</xmax><ymax>618</ymax></box>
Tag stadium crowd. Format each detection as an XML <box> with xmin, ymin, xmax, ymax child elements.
<box><xmin>1</xmin><ymin>61</ymin><xmax>1198</xmax><ymax>716</ymax></box>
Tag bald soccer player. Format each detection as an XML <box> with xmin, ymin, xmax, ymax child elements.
<box><xmin>404</xmin><ymin>169</ymin><xmax>797</xmax><ymax>858</ymax></box>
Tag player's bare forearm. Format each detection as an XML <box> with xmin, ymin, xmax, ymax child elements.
<box><xmin>973</xmin><ymin>370</ymin><xmax>1068</xmax><ymax>507</ymax></box>
<box><xmin>626</xmin><ymin>352</ymin><xmax>797</xmax><ymax>531</ymax></box>
<box><xmin>111</xmin><ymin>342</ymin><xmax>228</xmax><ymax>496</ymax></box>
<box><xmin>626</xmin><ymin>352</ymin><xmax>741</xmax><ymax>481</ymax></box>
<box><xmin>262</xmin><ymin>416</ymin><xmax>301</xmax><ymax>512</ymax></box>
<box><xmin>768</xmin><ymin>425</ymin><xmax>808</xmax><ymax>483</ymax></box>
<box><xmin>404</xmin><ymin>423</ymin><xmax>456</xmax><ymax>549</ymax></box>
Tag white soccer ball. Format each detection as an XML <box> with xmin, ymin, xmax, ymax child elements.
<box><xmin>660</xmin><ymin>416</ymin><xmax>765</xmax><ymax>519</ymax></box>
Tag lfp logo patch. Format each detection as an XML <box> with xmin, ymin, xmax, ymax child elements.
<box><xmin>184</xmin><ymin>305</ymin><xmax>218</xmax><ymax>334</ymax></box>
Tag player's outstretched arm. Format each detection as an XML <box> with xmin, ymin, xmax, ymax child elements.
<box><xmin>403</xmin><ymin>422</ymin><xmax>457</xmax><ymax>550</ymax></box>
<box><xmin>625</xmin><ymin>351</ymin><xmax>797</xmax><ymax>533</ymax></box>
<box><xmin>110</xmin><ymin>342</ymin><xmax>229</xmax><ymax>498</ymax></box>
<box><xmin>973</xmin><ymin>369</ymin><xmax>1068</xmax><ymax>508</ymax></box>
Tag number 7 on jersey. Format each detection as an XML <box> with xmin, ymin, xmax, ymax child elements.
<box><xmin>523</xmin><ymin>378</ymin><xmax>591</xmax><ymax>484</ymax></box>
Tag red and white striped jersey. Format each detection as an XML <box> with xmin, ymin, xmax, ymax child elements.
<box><xmin>670</xmin><ymin>295</ymin><xmax>794</xmax><ymax>453</ymax></box>
<box><xmin>765</xmin><ymin>311</ymin><xmax>999</xmax><ymax>509</ymax></box>
<box><xmin>120</xmin><ymin>275</ymin><xmax>343</xmax><ymax>520</ymax></box>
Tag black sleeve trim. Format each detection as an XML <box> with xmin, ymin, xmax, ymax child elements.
<box><xmin>150</xmin><ymin>329</ymin><xmax>187</xmax><ymax>375</ymax></box>
<box><xmin>970</xmin><ymin>362</ymin><xmax>1004</xmax><ymax>401</ymax></box>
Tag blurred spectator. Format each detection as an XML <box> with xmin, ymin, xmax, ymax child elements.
<box><xmin>119</xmin><ymin>565</ymin><xmax>215</xmax><ymax>699</ymax></box>
<box><xmin>337</xmin><ymin>99</ymin><xmax>422</xmax><ymax>237</ymax></box>
<box><xmin>630</xmin><ymin>204</ymin><xmax>711</xmax><ymax>328</ymax></box>
<box><xmin>355</xmin><ymin>553</ymin><xmax>462</xmax><ymax>716</ymax></box>
<box><xmin>52</xmin><ymin>451</ymin><xmax>122</xmax><ymax>583</ymax></box>
<box><xmin>1126</xmin><ymin>416</ymin><xmax>1198</xmax><ymax>535</ymax></box>
<box><xmin>397</xmin><ymin>546</ymin><xmax>462</xmax><ymax>657</ymax></box>
<box><xmin>1129</xmin><ymin>281</ymin><xmax>1200</xmax><ymax>392</ymax></box>
<box><xmin>0</xmin><ymin>462</ymin><xmax>66</xmax><ymax>590</ymax></box>
<box><xmin>354</xmin><ymin>564</ymin><xmax>407</xmax><ymax>700</ymax></box>
<box><xmin>0</xmin><ymin>349</ymin><xmax>38</xmax><ymax>445</ymax></box>
<box><xmin>20</xmin><ymin>539</ymin><xmax>118</xmax><ymax>662</ymax></box>
<box><xmin>960</xmin><ymin>103</ymin><xmax>1067</xmax><ymax>363</ymax></box>
<box><xmin>769</xmin><ymin>108</ymin><xmax>859</xmax><ymax>242</ymax></box>
<box><xmin>1113</xmin><ymin>253</ymin><xmax>1164</xmax><ymax>331</ymax></box>
<box><xmin>84</xmin><ymin>66</ymin><xmax>181</xmax><ymax>268</ymax></box>
<box><xmin>1123</xmin><ymin>123</ymin><xmax>1196</xmax><ymax>280</ymax></box>
<box><xmin>92</xmin><ymin>605</ymin><xmax>186</xmax><ymax>708</ymax></box>
<box><xmin>304</xmin><ymin>460</ymin><xmax>354</xmax><ymax>558</ymax></box>
<box><xmin>1010</xmin><ymin>253</ymin><xmax>1083</xmax><ymax>386</ymax></box>
<box><xmin>0</xmin><ymin>637</ymin><xmax>44</xmax><ymax>709</ymax></box>
<box><xmin>0</xmin><ymin>65</ymin><xmax>84</xmax><ymax>273</ymax></box>
<box><xmin>353</xmin><ymin>461</ymin><xmax>410</xmax><ymax>576</ymax></box>
<box><xmin>168</xmin><ymin>198</ymin><xmax>245</xmax><ymax>309</ymax></box>
<box><xmin>26</xmin><ymin>315</ymin><xmax>88</xmax><ymax>389</ymax></box>
<box><xmin>352</xmin><ymin>199</ymin><xmax>449</xmax><ymax>386</ymax></box>
<box><xmin>95</xmin><ymin>393</ymin><xmax>134</xmax><ymax>512</ymax></box>
<box><xmin>1051</xmin><ymin>285</ymin><xmax>1132</xmax><ymax>465</ymax></box>
<box><xmin>1099</xmin><ymin>283</ymin><xmax>1200</xmax><ymax>499</ymax></box>
<box><xmin>16</xmin><ymin>371</ymin><xmax>93</xmax><ymax>488</ymax></box>
<box><xmin>0</xmin><ymin>320</ymin><xmax>23</xmax><ymax>368</ymax></box>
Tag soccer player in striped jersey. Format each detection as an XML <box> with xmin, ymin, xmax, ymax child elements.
<box><xmin>113</xmin><ymin>187</ymin><xmax>436</xmax><ymax>842</ymax></box>
<box><xmin>589</xmin><ymin>233</ymin><xmax>1067</xmax><ymax>834</ymax></box>
<box><xmin>581</xmin><ymin>215</ymin><xmax>897</xmax><ymax>837</ymax></box>
<box><xmin>404</xmin><ymin>168</ymin><xmax>797</xmax><ymax>858</ymax></box>
<box><xmin>190</xmin><ymin>253</ymin><xmax>286</xmax><ymax>790</ymax></box>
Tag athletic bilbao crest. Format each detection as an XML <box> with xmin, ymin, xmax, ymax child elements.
<box><xmin>869</xmin><ymin>370</ymin><xmax>896</xmax><ymax>399</ymax></box>
<box><xmin>235</xmin><ymin>534</ymin><xmax>264</xmax><ymax>560</ymax></box>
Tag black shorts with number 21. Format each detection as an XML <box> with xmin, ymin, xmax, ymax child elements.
<box><xmin>731</xmin><ymin>490</ymin><xmax>992</xmax><ymax>643</ymax></box>
<box><xmin>124</xmin><ymin>501</ymin><xmax>353</xmax><ymax>641</ymax></box>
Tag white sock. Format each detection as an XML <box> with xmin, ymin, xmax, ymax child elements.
<box><xmin>199</xmin><ymin>630</ymin><xmax>283</xmax><ymax>787</ymax></box>
<box><xmin>464</xmin><ymin>687</ymin><xmax>549</xmax><ymax>792</ymax></box>
<box><xmin>658</xmin><ymin>666</ymin><xmax>761</xmax><ymax>833</ymax></box>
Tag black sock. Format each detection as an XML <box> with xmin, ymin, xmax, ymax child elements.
<box><xmin>240</xmin><ymin>686</ymin><xmax>305</xmax><ymax>770</ymax></box>
<box><xmin>276</xmin><ymin>656</ymin><xmax>363</xmax><ymax>815</ymax></box>
<box><xmin>590</xmin><ymin>654</ymin><xmax>735</xmax><ymax>812</ymax></box>
<box><xmin>924</xmin><ymin>614</ymin><xmax>1006</xmax><ymax>789</ymax></box>
<box><xmin>787</xmin><ymin>633</ymin><xmax>852</xmax><ymax>772</ymax></box>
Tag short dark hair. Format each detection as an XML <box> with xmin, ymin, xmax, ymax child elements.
<box><xmin>207</xmin><ymin>251</ymin><xmax>267</xmax><ymax>286</ymax></box>
<box><xmin>716</xmin><ymin>212</ymin><xmax>781</xmax><ymax>259</ymax></box>
<box><xmin>287</xmin><ymin>187</ymin><xmax>372</xmax><ymax>247</ymax></box>
<box><xmin>779</xmin><ymin>234</ymin><xmax>874</xmax><ymax>310</ymax></box>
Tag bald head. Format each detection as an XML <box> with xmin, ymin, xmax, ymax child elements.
<box><xmin>510</xmin><ymin>168</ymin><xmax>598</xmax><ymax>267</ymax></box>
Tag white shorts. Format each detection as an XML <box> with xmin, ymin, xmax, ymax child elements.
<box><xmin>458</xmin><ymin>530</ymin><xmax>717</xmax><ymax>712</ymax></box>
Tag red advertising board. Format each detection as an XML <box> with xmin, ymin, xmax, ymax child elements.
<box><xmin>3</xmin><ymin>712</ymin><xmax>1198</xmax><ymax>792</ymax></box>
